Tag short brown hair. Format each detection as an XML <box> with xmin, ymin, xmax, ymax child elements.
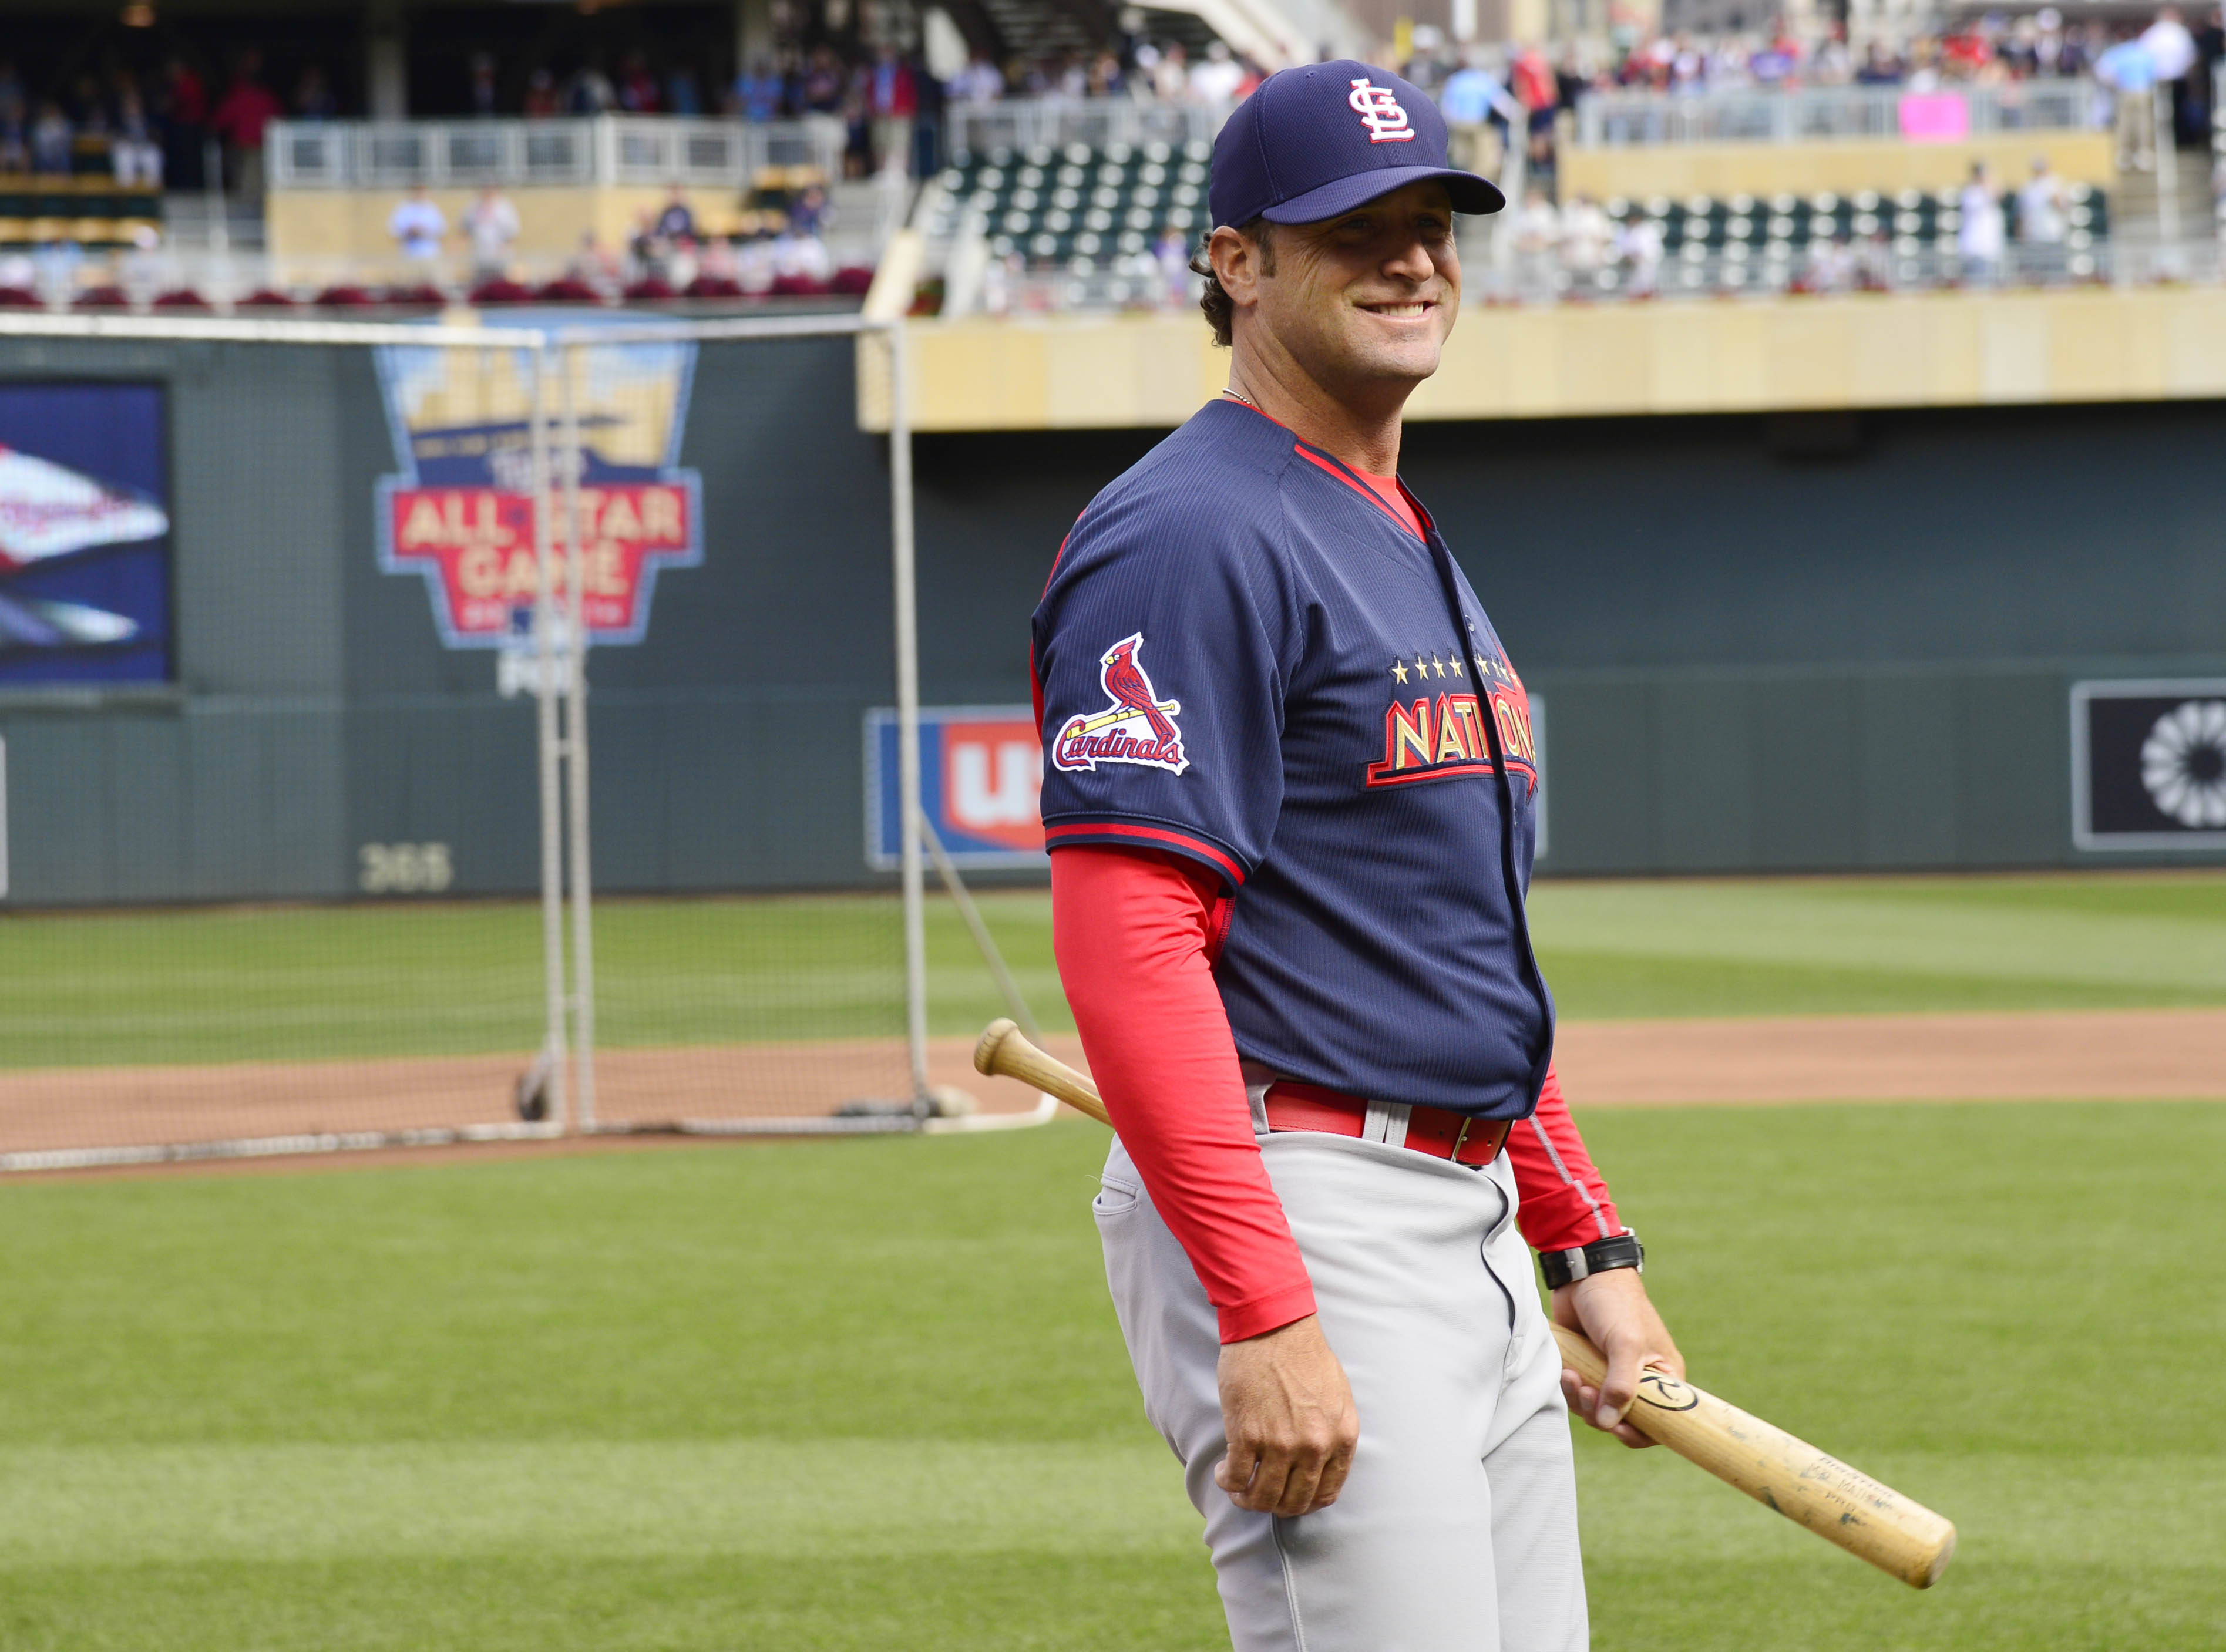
<box><xmin>1193</xmin><ymin>218</ymin><xmax>1275</xmax><ymax>348</ymax></box>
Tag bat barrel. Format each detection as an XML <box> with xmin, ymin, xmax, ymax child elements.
<box><xmin>1551</xmin><ymin>1325</ymin><xmax>1956</xmax><ymax>1589</ymax></box>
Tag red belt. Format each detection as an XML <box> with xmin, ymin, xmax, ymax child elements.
<box><xmin>1264</xmin><ymin>1081</ymin><xmax>1511</xmax><ymax>1168</ymax></box>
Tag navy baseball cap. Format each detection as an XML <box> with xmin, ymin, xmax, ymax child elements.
<box><xmin>1209</xmin><ymin>60</ymin><xmax>1507</xmax><ymax>230</ymax></box>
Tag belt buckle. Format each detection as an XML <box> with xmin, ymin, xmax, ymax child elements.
<box><xmin>1450</xmin><ymin>1116</ymin><xmax>1472</xmax><ymax>1162</ymax></box>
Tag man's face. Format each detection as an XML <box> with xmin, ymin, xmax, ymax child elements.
<box><xmin>1228</xmin><ymin>180</ymin><xmax>1461</xmax><ymax>397</ymax></box>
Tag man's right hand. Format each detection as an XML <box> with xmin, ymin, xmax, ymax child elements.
<box><xmin>1213</xmin><ymin>1314</ymin><xmax>1359</xmax><ymax>1516</ymax></box>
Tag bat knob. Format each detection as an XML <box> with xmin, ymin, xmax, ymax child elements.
<box><xmin>974</xmin><ymin>1018</ymin><xmax>1018</xmax><ymax>1077</ymax></box>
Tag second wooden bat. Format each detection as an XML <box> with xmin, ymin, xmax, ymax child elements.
<box><xmin>971</xmin><ymin>1017</ymin><xmax>1957</xmax><ymax>1590</ymax></box>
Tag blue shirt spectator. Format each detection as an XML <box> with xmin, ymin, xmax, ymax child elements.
<box><xmin>2094</xmin><ymin>38</ymin><xmax>2159</xmax><ymax>92</ymax></box>
<box><xmin>1439</xmin><ymin>64</ymin><xmax>1507</xmax><ymax>126</ymax></box>
<box><xmin>735</xmin><ymin>63</ymin><xmax>785</xmax><ymax>123</ymax></box>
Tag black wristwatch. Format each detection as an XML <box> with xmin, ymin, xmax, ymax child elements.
<box><xmin>1539</xmin><ymin>1230</ymin><xmax>1644</xmax><ymax>1291</ymax></box>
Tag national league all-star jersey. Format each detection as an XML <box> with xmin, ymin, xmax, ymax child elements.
<box><xmin>1032</xmin><ymin>398</ymin><xmax>1556</xmax><ymax>1122</ymax></box>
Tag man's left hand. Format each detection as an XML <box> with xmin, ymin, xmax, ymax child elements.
<box><xmin>1551</xmin><ymin>1268</ymin><xmax>1682</xmax><ymax>1449</ymax></box>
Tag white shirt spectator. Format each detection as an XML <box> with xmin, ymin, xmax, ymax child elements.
<box><xmin>2016</xmin><ymin>167</ymin><xmax>2068</xmax><ymax>243</ymax></box>
<box><xmin>2141</xmin><ymin>12</ymin><xmax>2197</xmax><ymax>80</ymax></box>
<box><xmin>389</xmin><ymin>195</ymin><xmax>447</xmax><ymax>261</ymax></box>
<box><xmin>1615</xmin><ymin>216</ymin><xmax>1664</xmax><ymax>291</ymax></box>
<box><xmin>950</xmin><ymin>58</ymin><xmax>1004</xmax><ymax>105</ymax></box>
<box><xmin>1189</xmin><ymin>43</ymin><xmax>1245</xmax><ymax>105</ymax></box>
<box><xmin>1151</xmin><ymin>45</ymin><xmax>1191</xmax><ymax>104</ymax></box>
<box><xmin>1558</xmin><ymin>197</ymin><xmax>1614</xmax><ymax>273</ymax></box>
<box><xmin>463</xmin><ymin>191</ymin><xmax>521</xmax><ymax>274</ymax></box>
<box><xmin>1959</xmin><ymin>180</ymin><xmax>2006</xmax><ymax>262</ymax></box>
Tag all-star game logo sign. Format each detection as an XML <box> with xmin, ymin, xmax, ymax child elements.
<box><xmin>373</xmin><ymin>312</ymin><xmax>702</xmax><ymax>648</ymax></box>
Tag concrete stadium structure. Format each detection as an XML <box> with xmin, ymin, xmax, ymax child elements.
<box><xmin>0</xmin><ymin>301</ymin><xmax>2220</xmax><ymax>907</ymax></box>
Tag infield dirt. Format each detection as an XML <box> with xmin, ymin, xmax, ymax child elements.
<box><xmin>1</xmin><ymin>1007</ymin><xmax>2220</xmax><ymax>1167</ymax></box>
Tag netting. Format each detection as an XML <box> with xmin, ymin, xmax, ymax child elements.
<box><xmin>0</xmin><ymin>313</ymin><xmax>959</xmax><ymax>1172</ymax></box>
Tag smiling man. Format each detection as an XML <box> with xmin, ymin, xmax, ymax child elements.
<box><xmin>1032</xmin><ymin>62</ymin><xmax>1681</xmax><ymax>1650</ymax></box>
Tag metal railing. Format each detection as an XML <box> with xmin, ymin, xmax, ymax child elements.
<box><xmin>944</xmin><ymin>99</ymin><xmax>1232</xmax><ymax>162</ymax></box>
<box><xmin>1574</xmin><ymin>82</ymin><xmax>2101</xmax><ymax>147</ymax></box>
<box><xmin>268</xmin><ymin>116</ymin><xmax>846</xmax><ymax>190</ymax></box>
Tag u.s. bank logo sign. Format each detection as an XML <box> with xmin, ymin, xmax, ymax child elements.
<box><xmin>866</xmin><ymin>706</ymin><xmax>1044</xmax><ymax>870</ymax></box>
<box><xmin>2072</xmin><ymin>679</ymin><xmax>2226</xmax><ymax>850</ymax></box>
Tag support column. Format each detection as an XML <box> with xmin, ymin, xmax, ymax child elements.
<box><xmin>367</xmin><ymin>0</ymin><xmax>408</xmax><ymax>120</ymax></box>
<box><xmin>735</xmin><ymin>0</ymin><xmax>776</xmax><ymax>73</ymax></box>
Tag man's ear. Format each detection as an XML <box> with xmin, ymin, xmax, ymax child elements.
<box><xmin>1209</xmin><ymin>224</ymin><xmax>1265</xmax><ymax>309</ymax></box>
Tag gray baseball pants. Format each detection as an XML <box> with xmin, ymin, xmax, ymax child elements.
<box><xmin>1096</xmin><ymin>1126</ymin><xmax>1586</xmax><ymax>1651</ymax></box>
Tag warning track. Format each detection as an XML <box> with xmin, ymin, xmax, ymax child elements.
<box><xmin>1</xmin><ymin>1008</ymin><xmax>2218</xmax><ymax>1175</ymax></box>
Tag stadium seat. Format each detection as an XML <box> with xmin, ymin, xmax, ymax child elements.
<box><xmin>936</xmin><ymin>138</ymin><xmax>1212</xmax><ymax>271</ymax></box>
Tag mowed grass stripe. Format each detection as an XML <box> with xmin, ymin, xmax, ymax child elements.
<box><xmin>0</xmin><ymin>1105</ymin><xmax>2220</xmax><ymax>1649</ymax></box>
<box><xmin>2</xmin><ymin>873</ymin><xmax>2222</xmax><ymax>1066</ymax></box>
<box><xmin>0</xmin><ymin>1441</ymin><xmax>2210</xmax><ymax>1570</ymax></box>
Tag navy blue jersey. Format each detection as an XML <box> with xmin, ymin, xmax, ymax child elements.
<box><xmin>1032</xmin><ymin>399</ymin><xmax>1554</xmax><ymax>1121</ymax></box>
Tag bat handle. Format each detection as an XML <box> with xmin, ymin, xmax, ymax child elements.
<box><xmin>973</xmin><ymin>1018</ymin><xmax>1112</xmax><ymax>1128</ymax></box>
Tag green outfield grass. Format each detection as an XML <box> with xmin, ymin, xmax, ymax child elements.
<box><xmin>0</xmin><ymin>872</ymin><xmax>2222</xmax><ymax>1069</ymax></box>
<box><xmin>0</xmin><ymin>1101</ymin><xmax>2219</xmax><ymax>1650</ymax></box>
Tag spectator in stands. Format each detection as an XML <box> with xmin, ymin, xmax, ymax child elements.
<box><xmin>1512</xmin><ymin>186</ymin><xmax>1562</xmax><ymax>297</ymax></box>
<box><xmin>1559</xmin><ymin>193</ymin><xmax>1615</xmax><ymax>279</ymax></box>
<box><xmin>773</xmin><ymin>217</ymin><xmax>833</xmax><ymax>284</ymax></box>
<box><xmin>1151</xmin><ymin>43</ymin><xmax>1189</xmax><ymax>103</ymax></box>
<box><xmin>210</xmin><ymin>52</ymin><xmax>282</xmax><ymax>201</ymax></box>
<box><xmin>2141</xmin><ymin>6</ymin><xmax>2200</xmax><ymax>143</ymax></box>
<box><xmin>788</xmin><ymin>182</ymin><xmax>830</xmax><ymax>237</ymax></box>
<box><xmin>294</xmin><ymin>66</ymin><xmax>339</xmax><ymax>120</ymax></box>
<box><xmin>1438</xmin><ymin>49</ymin><xmax>1516</xmax><ymax>176</ymax></box>
<box><xmin>2016</xmin><ymin>155</ymin><xmax>2070</xmax><ymax>243</ymax></box>
<box><xmin>69</xmin><ymin>74</ymin><xmax>110</xmax><ymax>140</ymax></box>
<box><xmin>567</xmin><ymin>58</ymin><xmax>617</xmax><ymax>114</ymax></box>
<box><xmin>653</xmin><ymin>186</ymin><xmax>696</xmax><ymax>242</ymax></box>
<box><xmin>802</xmin><ymin>48</ymin><xmax>846</xmax><ymax>115</ymax></box>
<box><xmin>1190</xmin><ymin>41</ymin><xmax>1245</xmax><ymax>104</ymax></box>
<box><xmin>569</xmin><ymin>229</ymin><xmax>622</xmax><ymax>288</ymax></box>
<box><xmin>1804</xmin><ymin>233</ymin><xmax>1858</xmax><ymax>292</ymax></box>
<box><xmin>523</xmin><ymin>69</ymin><xmax>561</xmax><ymax>119</ymax></box>
<box><xmin>868</xmin><ymin>46</ymin><xmax>917</xmax><ymax>177</ymax></box>
<box><xmin>1855</xmin><ymin>41</ymin><xmax>1907</xmax><ymax>83</ymax></box>
<box><xmin>463</xmin><ymin>186</ymin><xmax>520</xmax><ymax>282</ymax></box>
<box><xmin>841</xmin><ymin>75</ymin><xmax>873</xmax><ymax>178</ymax></box>
<box><xmin>1958</xmin><ymin>161</ymin><xmax>2006</xmax><ymax>281</ymax></box>
<box><xmin>948</xmin><ymin>55</ymin><xmax>1005</xmax><ymax>106</ymax></box>
<box><xmin>913</xmin><ymin>52</ymin><xmax>947</xmax><ymax>177</ymax></box>
<box><xmin>388</xmin><ymin>184</ymin><xmax>446</xmax><ymax>264</ymax></box>
<box><xmin>2094</xmin><ymin>28</ymin><xmax>2161</xmax><ymax>171</ymax></box>
<box><xmin>735</xmin><ymin>59</ymin><xmax>785</xmax><ymax>121</ymax></box>
<box><xmin>1154</xmin><ymin>223</ymin><xmax>1189</xmax><ymax>308</ymax></box>
<box><xmin>469</xmin><ymin>54</ymin><xmax>500</xmax><ymax>119</ymax></box>
<box><xmin>1616</xmin><ymin>204</ymin><xmax>1663</xmax><ymax>294</ymax></box>
<box><xmin>157</xmin><ymin>56</ymin><xmax>207</xmax><ymax>190</ymax></box>
<box><xmin>0</xmin><ymin>71</ymin><xmax>28</xmax><ymax>173</ymax></box>
<box><xmin>668</xmin><ymin>66</ymin><xmax>704</xmax><ymax>116</ymax></box>
<box><xmin>1511</xmin><ymin>44</ymin><xmax>1558</xmax><ymax>174</ymax></box>
<box><xmin>30</xmin><ymin>102</ymin><xmax>72</xmax><ymax>175</ymax></box>
<box><xmin>665</xmin><ymin>234</ymin><xmax>700</xmax><ymax>291</ymax></box>
<box><xmin>112</xmin><ymin>86</ymin><xmax>162</xmax><ymax>187</ymax></box>
<box><xmin>618</xmin><ymin>52</ymin><xmax>661</xmax><ymax>114</ymax></box>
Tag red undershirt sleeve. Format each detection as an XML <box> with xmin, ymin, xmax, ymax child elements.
<box><xmin>1051</xmin><ymin>843</ymin><xmax>1318</xmax><ymax>1344</ymax></box>
<box><xmin>1506</xmin><ymin>1062</ymin><xmax>1625</xmax><ymax>1256</ymax></box>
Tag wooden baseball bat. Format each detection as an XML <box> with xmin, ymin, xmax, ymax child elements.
<box><xmin>972</xmin><ymin>1017</ymin><xmax>1958</xmax><ymax>1590</ymax></box>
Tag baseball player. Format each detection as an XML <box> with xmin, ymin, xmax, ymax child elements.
<box><xmin>1031</xmin><ymin>63</ymin><xmax>1682</xmax><ymax>1650</ymax></box>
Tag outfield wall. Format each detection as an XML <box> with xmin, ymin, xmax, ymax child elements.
<box><xmin>0</xmin><ymin>331</ymin><xmax>2220</xmax><ymax>904</ymax></box>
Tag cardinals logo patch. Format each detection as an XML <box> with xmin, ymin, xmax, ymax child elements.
<box><xmin>1051</xmin><ymin>632</ymin><xmax>1188</xmax><ymax>774</ymax></box>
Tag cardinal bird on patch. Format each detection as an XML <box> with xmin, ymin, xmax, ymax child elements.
<box><xmin>1051</xmin><ymin>632</ymin><xmax>1189</xmax><ymax>775</ymax></box>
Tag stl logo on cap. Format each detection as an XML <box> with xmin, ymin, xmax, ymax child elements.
<box><xmin>1347</xmin><ymin>78</ymin><xmax>1417</xmax><ymax>144</ymax></box>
